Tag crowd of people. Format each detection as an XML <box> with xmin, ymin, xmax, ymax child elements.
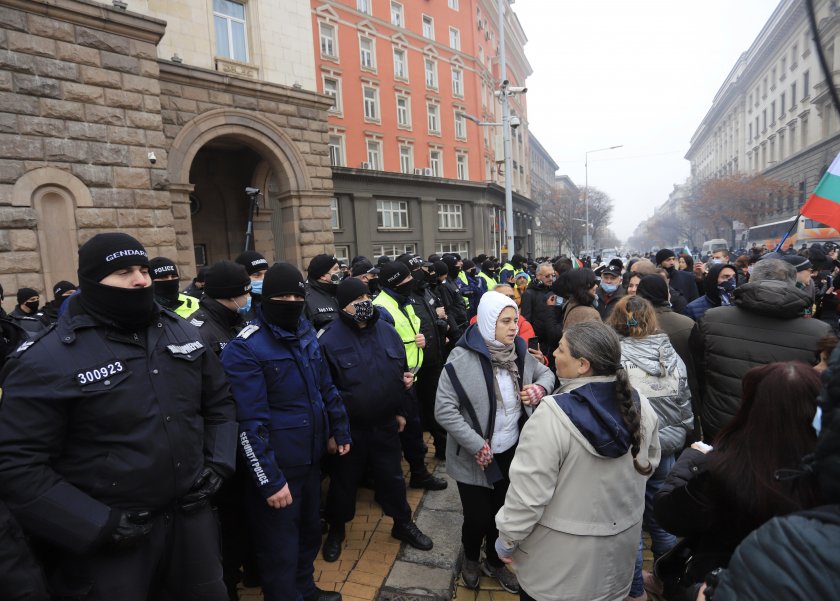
<box><xmin>0</xmin><ymin>235</ymin><xmax>837</xmax><ymax>601</ymax></box>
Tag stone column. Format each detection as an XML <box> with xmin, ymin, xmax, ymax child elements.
<box><xmin>169</xmin><ymin>183</ymin><xmax>196</xmax><ymax>281</ymax></box>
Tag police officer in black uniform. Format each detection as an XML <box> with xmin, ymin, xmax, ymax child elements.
<box><xmin>42</xmin><ymin>280</ymin><xmax>77</xmax><ymax>326</ymax></box>
<box><xmin>7</xmin><ymin>287</ymin><xmax>48</xmax><ymax>338</ymax></box>
<box><xmin>234</xmin><ymin>250</ymin><xmax>269</xmax><ymax>321</ymax></box>
<box><xmin>0</xmin><ymin>232</ymin><xmax>237</xmax><ymax>601</ymax></box>
<box><xmin>304</xmin><ymin>253</ymin><xmax>342</xmax><ymax>330</ymax></box>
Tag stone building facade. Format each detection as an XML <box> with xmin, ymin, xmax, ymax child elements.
<box><xmin>0</xmin><ymin>0</ymin><xmax>334</xmax><ymax>314</ymax></box>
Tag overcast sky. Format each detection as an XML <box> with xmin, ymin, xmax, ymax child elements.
<box><xmin>514</xmin><ymin>0</ymin><xmax>780</xmax><ymax>242</ymax></box>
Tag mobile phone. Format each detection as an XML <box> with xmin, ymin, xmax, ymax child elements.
<box><xmin>528</xmin><ymin>336</ymin><xmax>540</xmax><ymax>350</ymax></box>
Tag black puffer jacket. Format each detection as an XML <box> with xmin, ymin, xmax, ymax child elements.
<box><xmin>187</xmin><ymin>296</ymin><xmax>244</xmax><ymax>355</ymax></box>
<box><xmin>304</xmin><ymin>279</ymin><xmax>339</xmax><ymax>330</ymax></box>
<box><xmin>409</xmin><ymin>280</ymin><xmax>447</xmax><ymax>367</ymax></box>
<box><xmin>692</xmin><ymin>280</ymin><xmax>829</xmax><ymax>440</ymax></box>
<box><xmin>520</xmin><ymin>280</ymin><xmax>563</xmax><ymax>355</ymax></box>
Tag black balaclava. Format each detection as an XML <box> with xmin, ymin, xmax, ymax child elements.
<box><xmin>149</xmin><ymin>257</ymin><xmax>180</xmax><ymax>308</ymax></box>
<box><xmin>442</xmin><ymin>255</ymin><xmax>460</xmax><ymax>279</ymax></box>
<box><xmin>77</xmin><ymin>232</ymin><xmax>155</xmax><ymax>331</ymax></box>
<box><xmin>16</xmin><ymin>287</ymin><xmax>39</xmax><ymax>314</ymax></box>
<box><xmin>704</xmin><ymin>263</ymin><xmax>736</xmax><ymax>307</ymax></box>
<box><xmin>636</xmin><ymin>275</ymin><xmax>670</xmax><ymax>307</ymax></box>
<box><xmin>260</xmin><ymin>262</ymin><xmax>306</xmax><ymax>333</ymax></box>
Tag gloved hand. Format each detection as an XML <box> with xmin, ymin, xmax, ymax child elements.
<box><xmin>180</xmin><ymin>466</ymin><xmax>225</xmax><ymax>512</ymax></box>
<box><xmin>110</xmin><ymin>510</ymin><xmax>153</xmax><ymax>549</ymax></box>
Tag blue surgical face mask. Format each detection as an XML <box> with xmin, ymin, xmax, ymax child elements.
<box><xmin>600</xmin><ymin>282</ymin><xmax>618</xmax><ymax>294</ymax></box>
<box><xmin>712</xmin><ymin>258</ymin><xmax>724</xmax><ymax>265</ymax></box>
<box><xmin>813</xmin><ymin>406</ymin><xmax>822</xmax><ymax>436</ymax></box>
<box><xmin>250</xmin><ymin>279</ymin><xmax>263</xmax><ymax>295</ymax></box>
<box><xmin>234</xmin><ymin>295</ymin><xmax>252</xmax><ymax>315</ymax></box>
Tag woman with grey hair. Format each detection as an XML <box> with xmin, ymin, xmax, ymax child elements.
<box><xmin>495</xmin><ymin>320</ymin><xmax>661</xmax><ymax>601</ymax></box>
<box><xmin>435</xmin><ymin>291</ymin><xmax>555</xmax><ymax>593</ymax></box>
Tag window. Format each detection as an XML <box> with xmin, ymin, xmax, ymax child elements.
<box><xmin>366</xmin><ymin>140</ymin><xmax>382</xmax><ymax>170</ymax></box>
<box><xmin>448</xmin><ymin>0</ymin><xmax>459</xmax><ymax>9</ymax></box>
<box><xmin>781</xmin><ymin>57</ymin><xmax>787</xmax><ymax>73</ymax></box>
<box><xmin>449</xmin><ymin>27</ymin><xmax>461</xmax><ymax>50</ymax></box>
<box><xmin>399</xmin><ymin>145</ymin><xmax>413</xmax><ymax>173</ymax></box>
<box><xmin>762</xmin><ymin>77</ymin><xmax>767</xmax><ymax>97</ymax></box>
<box><xmin>319</xmin><ymin>22</ymin><xmax>337</xmax><ymax>58</ymax></box>
<box><xmin>390</xmin><ymin>1</ymin><xmax>403</xmax><ymax>27</ymax></box>
<box><xmin>374</xmin><ymin>243</ymin><xmax>416</xmax><ymax>260</ymax></box>
<box><xmin>780</xmin><ymin>92</ymin><xmax>786</xmax><ymax>117</ymax></box>
<box><xmin>328</xmin><ymin>135</ymin><xmax>344</xmax><ymax>166</ymax></box>
<box><xmin>452</xmin><ymin>68</ymin><xmax>463</xmax><ymax>96</ymax></box>
<box><xmin>377</xmin><ymin>200</ymin><xmax>409</xmax><ymax>229</ymax></box>
<box><xmin>436</xmin><ymin>241</ymin><xmax>468</xmax><ymax>256</ymax></box>
<box><xmin>330</xmin><ymin>197</ymin><xmax>340</xmax><ymax>229</ymax></box>
<box><xmin>803</xmin><ymin>70</ymin><xmax>810</xmax><ymax>100</ymax></box>
<box><xmin>478</xmin><ymin>46</ymin><xmax>484</xmax><ymax>66</ymax></box>
<box><xmin>357</xmin><ymin>0</ymin><xmax>371</xmax><ymax>15</ymax></box>
<box><xmin>424</xmin><ymin>58</ymin><xmax>438</xmax><ymax>88</ymax></box>
<box><xmin>762</xmin><ymin>108</ymin><xmax>766</xmax><ymax>131</ymax></box>
<box><xmin>771</xmin><ymin>67</ymin><xmax>776</xmax><ymax>88</ymax></box>
<box><xmin>429</xmin><ymin>149</ymin><xmax>442</xmax><ymax>176</ymax></box>
<box><xmin>454</xmin><ymin>111</ymin><xmax>466</xmax><ymax>139</ymax></box>
<box><xmin>359</xmin><ymin>36</ymin><xmax>375</xmax><ymax>70</ymax></box>
<box><xmin>748</xmin><ymin>123</ymin><xmax>752</xmax><ymax>139</ymax></box>
<box><xmin>422</xmin><ymin>15</ymin><xmax>434</xmax><ymax>40</ymax></box>
<box><xmin>427</xmin><ymin>103</ymin><xmax>440</xmax><ymax>133</ymax></box>
<box><xmin>438</xmin><ymin>203</ymin><xmax>463</xmax><ymax>229</ymax></box>
<box><xmin>334</xmin><ymin>245</ymin><xmax>350</xmax><ymax>264</ymax></box>
<box><xmin>791</xmin><ymin>82</ymin><xmax>797</xmax><ymax>107</ymax></box>
<box><xmin>456</xmin><ymin>153</ymin><xmax>468</xmax><ymax>180</ymax></box>
<box><xmin>396</xmin><ymin>95</ymin><xmax>411</xmax><ymax>128</ymax></box>
<box><xmin>214</xmin><ymin>0</ymin><xmax>248</xmax><ymax>62</ymax></box>
<box><xmin>792</xmin><ymin>43</ymin><xmax>799</xmax><ymax>65</ymax></box>
<box><xmin>363</xmin><ymin>86</ymin><xmax>379</xmax><ymax>121</ymax></box>
<box><xmin>322</xmin><ymin>76</ymin><xmax>342</xmax><ymax>113</ymax></box>
<box><xmin>770</xmin><ymin>101</ymin><xmax>776</xmax><ymax>125</ymax></box>
<box><xmin>393</xmin><ymin>48</ymin><xmax>408</xmax><ymax>80</ymax></box>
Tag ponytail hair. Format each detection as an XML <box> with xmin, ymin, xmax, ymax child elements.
<box><xmin>562</xmin><ymin>321</ymin><xmax>652</xmax><ymax>475</ymax></box>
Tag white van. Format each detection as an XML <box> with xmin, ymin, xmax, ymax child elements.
<box><xmin>701</xmin><ymin>239</ymin><xmax>729</xmax><ymax>256</ymax></box>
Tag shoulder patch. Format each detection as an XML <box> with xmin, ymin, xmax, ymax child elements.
<box><xmin>14</xmin><ymin>340</ymin><xmax>34</xmax><ymax>354</ymax></box>
<box><xmin>190</xmin><ymin>317</ymin><xmax>205</xmax><ymax>327</ymax></box>
<box><xmin>238</xmin><ymin>324</ymin><xmax>260</xmax><ymax>339</ymax></box>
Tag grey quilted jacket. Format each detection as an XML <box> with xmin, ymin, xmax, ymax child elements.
<box><xmin>620</xmin><ymin>333</ymin><xmax>693</xmax><ymax>455</ymax></box>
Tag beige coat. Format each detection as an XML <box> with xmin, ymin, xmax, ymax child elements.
<box><xmin>495</xmin><ymin>376</ymin><xmax>661</xmax><ymax>601</ymax></box>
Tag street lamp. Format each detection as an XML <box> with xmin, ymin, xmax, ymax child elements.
<box><xmin>583</xmin><ymin>145</ymin><xmax>622</xmax><ymax>255</ymax></box>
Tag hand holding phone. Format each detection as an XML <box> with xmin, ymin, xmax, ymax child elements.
<box><xmin>528</xmin><ymin>336</ymin><xmax>540</xmax><ymax>350</ymax></box>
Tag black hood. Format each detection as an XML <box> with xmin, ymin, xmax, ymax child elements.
<box><xmin>703</xmin><ymin>263</ymin><xmax>736</xmax><ymax>306</ymax></box>
<box><xmin>733</xmin><ymin>280</ymin><xmax>811</xmax><ymax>318</ymax></box>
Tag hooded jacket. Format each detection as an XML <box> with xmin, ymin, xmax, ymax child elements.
<box><xmin>434</xmin><ymin>324</ymin><xmax>554</xmax><ymax>488</ymax></box>
<box><xmin>683</xmin><ymin>264</ymin><xmax>734</xmax><ymax>321</ymax></box>
<box><xmin>520</xmin><ymin>279</ymin><xmax>563</xmax><ymax>355</ymax></box>
<box><xmin>495</xmin><ymin>376</ymin><xmax>661</xmax><ymax>601</ymax></box>
<box><xmin>691</xmin><ymin>280</ymin><xmax>830</xmax><ymax>441</ymax></box>
<box><xmin>620</xmin><ymin>333</ymin><xmax>693</xmax><ymax>455</ymax></box>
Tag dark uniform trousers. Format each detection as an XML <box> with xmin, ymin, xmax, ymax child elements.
<box><xmin>398</xmin><ymin>387</ymin><xmax>428</xmax><ymax>475</ymax></box>
<box><xmin>415</xmin><ymin>363</ymin><xmax>446</xmax><ymax>453</ymax></box>
<box><xmin>245</xmin><ymin>465</ymin><xmax>322</xmax><ymax>601</ymax></box>
<box><xmin>48</xmin><ymin>504</ymin><xmax>225</xmax><ymax>601</ymax></box>
<box><xmin>325</xmin><ymin>419</ymin><xmax>411</xmax><ymax>526</ymax></box>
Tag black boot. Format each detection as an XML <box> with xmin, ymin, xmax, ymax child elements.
<box><xmin>391</xmin><ymin>520</ymin><xmax>433</xmax><ymax>550</ymax></box>
<box><xmin>409</xmin><ymin>471</ymin><xmax>448</xmax><ymax>490</ymax></box>
<box><xmin>321</xmin><ymin>523</ymin><xmax>344</xmax><ymax>562</ymax></box>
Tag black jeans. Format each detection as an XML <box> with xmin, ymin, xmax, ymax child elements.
<box><xmin>455</xmin><ymin>445</ymin><xmax>516</xmax><ymax>567</ymax></box>
<box><xmin>519</xmin><ymin>588</ymin><xmax>537</xmax><ymax>601</ymax></box>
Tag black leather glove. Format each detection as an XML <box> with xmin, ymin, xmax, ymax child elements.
<box><xmin>180</xmin><ymin>466</ymin><xmax>225</xmax><ymax>512</ymax></box>
<box><xmin>110</xmin><ymin>510</ymin><xmax>153</xmax><ymax>549</ymax></box>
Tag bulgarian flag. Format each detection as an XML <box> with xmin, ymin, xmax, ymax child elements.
<box><xmin>571</xmin><ymin>256</ymin><xmax>583</xmax><ymax>269</ymax></box>
<box><xmin>802</xmin><ymin>153</ymin><xmax>840</xmax><ymax>231</ymax></box>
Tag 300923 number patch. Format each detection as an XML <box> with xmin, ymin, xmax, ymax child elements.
<box><xmin>76</xmin><ymin>361</ymin><xmax>125</xmax><ymax>385</ymax></box>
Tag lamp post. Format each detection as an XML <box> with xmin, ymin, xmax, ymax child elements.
<box><xmin>583</xmin><ymin>145</ymin><xmax>622</xmax><ymax>255</ymax></box>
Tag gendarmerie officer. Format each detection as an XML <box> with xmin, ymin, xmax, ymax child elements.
<box><xmin>0</xmin><ymin>232</ymin><xmax>237</xmax><ymax>601</ymax></box>
<box><xmin>221</xmin><ymin>263</ymin><xmax>351</xmax><ymax>601</ymax></box>
<box><xmin>304</xmin><ymin>253</ymin><xmax>342</xmax><ymax>330</ymax></box>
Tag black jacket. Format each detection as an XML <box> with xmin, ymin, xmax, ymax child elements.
<box><xmin>409</xmin><ymin>281</ymin><xmax>447</xmax><ymax>367</ymax></box>
<box><xmin>692</xmin><ymin>281</ymin><xmax>829</xmax><ymax>440</ymax></box>
<box><xmin>318</xmin><ymin>309</ymin><xmax>408</xmax><ymax>426</ymax></box>
<box><xmin>305</xmin><ymin>280</ymin><xmax>339</xmax><ymax>330</ymax></box>
<box><xmin>7</xmin><ymin>307</ymin><xmax>47</xmax><ymax>339</ymax></box>
<box><xmin>0</xmin><ymin>296</ymin><xmax>237</xmax><ymax>553</ymax></box>
<box><xmin>436</xmin><ymin>279</ymin><xmax>468</xmax><ymax>343</ymax></box>
<box><xmin>187</xmin><ymin>296</ymin><xmax>245</xmax><ymax>355</ymax></box>
<box><xmin>669</xmin><ymin>269</ymin><xmax>699</xmax><ymax>303</ymax></box>
<box><xmin>520</xmin><ymin>280</ymin><xmax>563</xmax><ymax>353</ymax></box>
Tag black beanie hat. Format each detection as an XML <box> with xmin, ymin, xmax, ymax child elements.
<box><xmin>336</xmin><ymin>277</ymin><xmax>370</xmax><ymax>309</ymax></box>
<box><xmin>433</xmin><ymin>260</ymin><xmax>449</xmax><ymax>276</ymax></box>
<box><xmin>17</xmin><ymin>287</ymin><xmax>38</xmax><ymax>305</ymax></box>
<box><xmin>655</xmin><ymin>248</ymin><xmax>676</xmax><ymax>266</ymax></box>
<box><xmin>307</xmin><ymin>253</ymin><xmax>338</xmax><ymax>281</ymax></box>
<box><xmin>149</xmin><ymin>257</ymin><xmax>179</xmax><ymax>280</ymax></box>
<box><xmin>52</xmin><ymin>280</ymin><xmax>77</xmax><ymax>298</ymax></box>
<box><xmin>262</xmin><ymin>262</ymin><xmax>305</xmax><ymax>299</ymax></box>
<box><xmin>377</xmin><ymin>255</ymin><xmax>392</xmax><ymax>265</ymax></box>
<box><xmin>235</xmin><ymin>251</ymin><xmax>269</xmax><ymax>276</ymax></box>
<box><xmin>194</xmin><ymin>267</ymin><xmax>208</xmax><ymax>283</ymax></box>
<box><xmin>379</xmin><ymin>261</ymin><xmax>411</xmax><ymax>289</ymax></box>
<box><xmin>781</xmin><ymin>254</ymin><xmax>812</xmax><ymax>272</ymax></box>
<box><xmin>78</xmin><ymin>232</ymin><xmax>149</xmax><ymax>283</ymax></box>
<box><xmin>351</xmin><ymin>259</ymin><xmax>379</xmax><ymax>277</ymax></box>
<box><xmin>204</xmin><ymin>260</ymin><xmax>251</xmax><ymax>299</ymax></box>
<box><xmin>636</xmin><ymin>275</ymin><xmax>670</xmax><ymax>307</ymax></box>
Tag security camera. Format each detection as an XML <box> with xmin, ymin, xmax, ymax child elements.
<box><xmin>245</xmin><ymin>187</ymin><xmax>261</xmax><ymax>195</ymax></box>
<box><xmin>147</xmin><ymin>151</ymin><xmax>157</xmax><ymax>164</ymax></box>
<box><xmin>510</xmin><ymin>116</ymin><xmax>521</xmax><ymax>130</ymax></box>
<box><xmin>508</xmin><ymin>86</ymin><xmax>528</xmax><ymax>94</ymax></box>
<box><xmin>501</xmin><ymin>79</ymin><xmax>510</xmax><ymax>87</ymax></box>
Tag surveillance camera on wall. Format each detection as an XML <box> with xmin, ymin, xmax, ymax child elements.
<box><xmin>245</xmin><ymin>187</ymin><xmax>261</xmax><ymax>195</ymax></box>
<box><xmin>510</xmin><ymin>116</ymin><xmax>521</xmax><ymax>130</ymax></box>
<box><xmin>147</xmin><ymin>151</ymin><xmax>157</xmax><ymax>164</ymax></box>
<box><xmin>502</xmin><ymin>79</ymin><xmax>510</xmax><ymax>87</ymax></box>
<box><xmin>508</xmin><ymin>86</ymin><xmax>528</xmax><ymax>94</ymax></box>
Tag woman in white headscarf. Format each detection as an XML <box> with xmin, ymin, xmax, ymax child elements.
<box><xmin>435</xmin><ymin>291</ymin><xmax>555</xmax><ymax>594</ymax></box>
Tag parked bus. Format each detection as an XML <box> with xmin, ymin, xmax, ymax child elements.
<box><xmin>745</xmin><ymin>216</ymin><xmax>840</xmax><ymax>250</ymax></box>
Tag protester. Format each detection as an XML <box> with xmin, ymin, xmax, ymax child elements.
<box><xmin>435</xmin><ymin>291</ymin><xmax>554</xmax><ymax>593</ymax></box>
<box><xmin>149</xmin><ymin>256</ymin><xmax>199</xmax><ymax>318</ymax></box>
<box><xmin>655</xmin><ymin>249</ymin><xmax>699</xmax><ymax>303</ymax></box>
<box><xmin>221</xmin><ymin>262</ymin><xmax>351</xmax><ymax>601</ymax></box>
<box><xmin>0</xmin><ymin>232</ymin><xmax>237</xmax><ymax>600</ymax></box>
<box><xmin>520</xmin><ymin>262</ymin><xmax>562</xmax><ymax>363</ymax></box>
<box><xmin>654</xmin><ymin>362</ymin><xmax>821</xmax><ymax>599</ymax></box>
<box><xmin>626</xmin><ymin>272</ymin><xmax>642</xmax><ymax>296</ymax></box>
<box><xmin>815</xmin><ymin>333</ymin><xmax>839</xmax><ymax>372</ymax></box>
<box><xmin>683</xmin><ymin>263</ymin><xmax>737</xmax><ymax>321</ymax></box>
<box><xmin>595</xmin><ymin>263</ymin><xmax>626</xmax><ymax>319</ymax></box>
<box><xmin>555</xmin><ymin>268</ymin><xmax>601</xmax><ymax>329</ymax></box>
<box><xmin>678</xmin><ymin>253</ymin><xmax>694</xmax><ymax>273</ymax></box>
<box><xmin>495</xmin><ymin>320</ymin><xmax>660</xmax><ymax>601</ymax></box>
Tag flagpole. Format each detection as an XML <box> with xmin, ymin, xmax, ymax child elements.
<box><xmin>774</xmin><ymin>214</ymin><xmax>801</xmax><ymax>253</ymax></box>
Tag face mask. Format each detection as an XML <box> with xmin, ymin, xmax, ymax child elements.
<box><xmin>261</xmin><ymin>299</ymin><xmax>304</xmax><ymax>333</ymax></box>
<box><xmin>718</xmin><ymin>278</ymin><xmax>736</xmax><ymax>293</ymax></box>
<box><xmin>330</xmin><ymin>272</ymin><xmax>342</xmax><ymax>285</ymax></box>
<box><xmin>368</xmin><ymin>278</ymin><xmax>380</xmax><ymax>294</ymax></box>
<box><xmin>24</xmin><ymin>300</ymin><xmax>40</xmax><ymax>313</ymax></box>
<box><xmin>600</xmin><ymin>283</ymin><xmax>618</xmax><ymax>294</ymax></box>
<box><xmin>467</xmin><ymin>270</ymin><xmax>476</xmax><ymax>277</ymax></box>
<box><xmin>351</xmin><ymin>299</ymin><xmax>374</xmax><ymax>322</ymax></box>
<box><xmin>78</xmin><ymin>277</ymin><xmax>156</xmax><ymax>332</ymax></box>
<box><xmin>712</xmin><ymin>258</ymin><xmax>724</xmax><ymax>265</ymax></box>
<box><xmin>234</xmin><ymin>296</ymin><xmax>251</xmax><ymax>315</ymax></box>
<box><xmin>250</xmin><ymin>279</ymin><xmax>263</xmax><ymax>296</ymax></box>
<box><xmin>153</xmin><ymin>279</ymin><xmax>180</xmax><ymax>305</ymax></box>
<box><xmin>394</xmin><ymin>281</ymin><xmax>414</xmax><ymax>298</ymax></box>
<box><xmin>813</xmin><ymin>406</ymin><xmax>822</xmax><ymax>436</ymax></box>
